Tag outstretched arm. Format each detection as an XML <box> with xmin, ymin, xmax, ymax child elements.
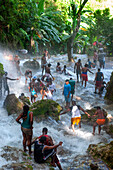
<box><xmin>60</xmin><ymin>108</ymin><xmax>70</xmax><ymax>115</ymax></box>
<box><xmin>79</xmin><ymin>106</ymin><xmax>90</xmax><ymax>117</ymax></box>
<box><xmin>44</xmin><ymin>141</ymin><xmax>63</xmax><ymax>150</ymax></box>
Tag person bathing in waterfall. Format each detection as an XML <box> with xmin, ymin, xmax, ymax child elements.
<box><xmin>42</xmin><ymin>63</ymin><xmax>54</xmax><ymax>81</ymax></box>
<box><xmin>60</xmin><ymin>100</ymin><xmax>90</xmax><ymax>132</ymax></box>
<box><xmin>74</xmin><ymin>59</ymin><xmax>82</xmax><ymax>82</ymax></box>
<box><xmin>16</xmin><ymin>105</ymin><xmax>33</xmax><ymax>155</ymax></box>
<box><xmin>91</xmin><ymin>106</ymin><xmax>106</xmax><ymax>135</ymax></box>
<box><xmin>3</xmin><ymin>71</ymin><xmax>20</xmax><ymax>95</ymax></box>
<box><xmin>94</xmin><ymin>68</ymin><xmax>104</xmax><ymax>94</ymax></box>
<box><xmin>81</xmin><ymin>64</ymin><xmax>94</xmax><ymax>87</ymax></box>
<box><xmin>31</xmin><ymin>85</ymin><xmax>37</xmax><ymax>103</ymax></box>
<box><xmin>31</xmin><ymin>127</ymin><xmax>63</xmax><ymax>169</ymax></box>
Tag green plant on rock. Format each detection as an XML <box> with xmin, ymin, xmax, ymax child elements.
<box><xmin>30</xmin><ymin>99</ymin><xmax>62</xmax><ymax>120</ymax></box>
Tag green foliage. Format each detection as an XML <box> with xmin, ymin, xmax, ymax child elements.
<box><xmin>30</xmin><ymin>99</ymin><xmax>62</xmax><ymax>121</ymax></box>
<box><xmin>0</xmin><ymin>63</ymin><xmax>5</xmax><ymax>77</ymax></box>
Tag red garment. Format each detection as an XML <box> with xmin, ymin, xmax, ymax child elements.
<box><xmin>96</xmin><ymin>81</ymin><xmax>102</xmax><ymax>88</ymax></box>
<box><xmin>96</xmin><ymin>119</ymin><xmax>105</xmax><ymax>125</ymax></box>
<box><xmin>93</xmin><ymin>41</ymin><xmax>97</xmax><ymax>46</ymax></box>
<box><xmin>81</xmin><ymin>74</ymin><xmax>88</xmax><ymax>81</ymax></box>
<box><xmin>38</xmin><ymin>134</ymin><xmax>50</xmax><ymax>145</ymax></box>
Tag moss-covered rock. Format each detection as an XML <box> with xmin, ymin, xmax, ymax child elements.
<box><xmin>4</xmin><ymin>94</ymin><xmax>23</xmax><ymax>115</ymax></box>
<box><xmin>82</xmin><ymin>108</ymin><xmax>108</xmax><ymax>125</ymax></box>
<box><xmin>105</xmin><ymin>72</ymin><xmax>113</xmax><ymax>102</ymax></box>
<box><xmin>19</xmin><ymin>95</ymin><xmax>31</xmax><ymax>105</ymax></box>
<box><xmin>0</xmin><ymin>63</ymin><xmax>5</xmax><ymax>77</ymax></box>
<box><xmin>30</xmin><ymin>99</ymin><xmax>62</xmax><ymax>121</ymax></box>
<box><xmin>23</xmin><ymin>59</ymin><xmax>40</xmax><ymax>70</ymax></box>
<box><xmin>88</xmin><ymin>141</ymin><xmax>113</xmax><ymax>169</ymax></box>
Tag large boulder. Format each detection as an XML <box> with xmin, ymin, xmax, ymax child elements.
<box><xmin>82</xmin><ymin>107</ymin><xmax>108</xmax><ymax>125</ymax></box>
<box><xmin>30</xmin><ymin>99</ymin><xmax>62</xmax><ymax>121</ymax></box>
<box><xmin>23</xmin><ymin>58</ymin><xmax>40</xmax><ymax>70</ymax></box>
<box><xmin>4</xmin><ymin>94</ymin><xmax>23</xmax><ymax>115</ymax></box>
<box><xmin>88</xmin><ymin>141</ymin><xmax>113</xmax><ymax>169</ymax></box>
<box><xmin>105</xmin><ymin>72</ymin><xmax>113</xmax><ymax>102</ymax></box>
<box><xmin>103</xmin><ymin>124</ymin><xmax>113</xmax><ymax>138</ymax></box>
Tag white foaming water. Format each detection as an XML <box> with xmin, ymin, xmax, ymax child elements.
<box><xmin>0</xmin><ymin>49</ymin><xmax>112</xmax><ymax>168</ymax></box>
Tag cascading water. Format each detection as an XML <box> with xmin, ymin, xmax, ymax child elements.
<box><xmin>0</xmin><ymin>49</ymin><xmax>113</xmax><ymax>169</ymax></box>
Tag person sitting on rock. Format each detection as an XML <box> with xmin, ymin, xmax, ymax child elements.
<box><xmin>33</xmin><ymin>136</ymin><xmax>63</xmax><ymax>170</ymax></box>
<box><xmin>91</xmin><ymin>106</ymin><xmax>106</xmax><ymax>135</ymax></box>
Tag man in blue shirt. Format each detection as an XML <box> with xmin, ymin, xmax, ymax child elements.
<box><xmin>63</xmin><ymin>79</ymin><xmax>71</xmax><ymax>108</ymax></box>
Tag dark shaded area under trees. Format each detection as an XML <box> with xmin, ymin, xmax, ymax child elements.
<box><xmin>0</xmin><ymin>0</ymin><xmax>113</xmax><ymax>60</ymax></box>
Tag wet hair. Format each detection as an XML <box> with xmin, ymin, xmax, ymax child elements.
<box><xmin>21</xmin><ymin>93</ymin><xmax>24</xmax><ymax>96</ymax></box>
<box><xmin>65</xmin><ymin>79</ymin><xmax>69</xmax><ymax>82</ymax></box>
<box><xmin>57</xmin><ymin>62</ymin><xmax>60</xmax><ymax>66</ymax></box>
<box><xmin>5</xmin><ymin>72</ymin><xmax>8</xmax><ymax>76</ymax></box>
<box><xmin>22</xmin><ymin>105</ymin><xmax>29</xmax><ymax>119</ymax></box>
<box><xmin>72</xmin><ymin>99</ymin><xmax>76</xmax><ymax>105</ymax></box>
<box><xmin>42</xmin><ymin>127</ymin><xmax>48</xmax><ymax>133</ymax></box>
<box><xmin>97</xmin><ymin>106</ymin><xmax>101</xmax><ymax>110</ymax></box>
<box><xmin>48</xmin><ymin>63</ymin><xmax>51</xmax><ymax>67</ymax></box>
<box><xmin>64</xmin><ymin>65</ymin><xmax>66</xmax><ymax>68</ymax></box>
<box><xmin>85</xmin><ymin>64</ymin><xmax>88</xmax><ymax>67</ymax></box>
<box><xmin>37</xmin><ymin>78</ymin><xmax>40</xmax><ymax>82</ymax></box>
<box><xmin>78</xmin><ymin>59</ymin><xmax>81</xmax><ymax>62</ymax></box>
<box><xmin>39</xmin><ymin>136</ymin><xmax>46</xmax><ymax>143</ymax></box>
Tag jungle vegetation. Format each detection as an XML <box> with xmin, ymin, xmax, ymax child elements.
<box><xmin>0</xmin><ymin>0</ymin><xmax>113</xmax><ymax>61</ymax></box>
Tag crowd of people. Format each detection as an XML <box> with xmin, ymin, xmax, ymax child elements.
<box><xmin>3</xmin><ymin>48</ymin><xmax>108</xmax><ymax>169</ymax></box>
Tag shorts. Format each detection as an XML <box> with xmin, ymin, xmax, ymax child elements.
<box><xmin>71</xmin><ymin>90</ymin><xmax>75</xmax><ymax>95</ymax></box>
<box><xmin>64</xmin><ymin>95</ymin><xmax>71</xmax><ymax>102</ymax></box>
<box><xmin>81</xmin><ymin>74</ymin><xmax>88</xmax><ymax>81</ymax></box>
<box><xmin>43</xmin><ymin>149</ymin><xmax>55</xmax><ymax>161</ymax></box>
<box><xmin>71</xmin><ymin>117</ymin><xmax>81</xmax><ymax>125</ymax></box>
<box><xmin>31</xmin><ymin>95</ymin><xmax>36</xmax><ymax>101</ymax></box>
<box><xmin>96</xmin><ymin>119</ymin><xmax>105</xmax><ymax>126</ymax></box>
<box><xmin>21</xmin><ymin>126</ymin><xmax>32</xmax><ymax>136</ymax></box>
<box><xmin>96</xmin><ymin>81</ymin><xmax>102</xmax><ymax>88</ymax></box>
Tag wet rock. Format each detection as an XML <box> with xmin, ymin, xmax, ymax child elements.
<box><xmin>3</xmin><ymin>94</ymin><xmax>23</xmax><ymax>115</ymax></box>
<box><xmin>30</xmin><ymin>99</ymin><xmax>62</xmax><ymax>121</ymax></box>
<box><xmin>90</xmin><ymin>163</ymin><xmax>99</xmax><ymax>170</ymax></box>
<box><xmin>88</xmin><ymin>141</ymin><xmax>113</xmax><ymax>169</ymax></box>
<box><xmin>103</xmin><ymin>124</ymin><xmax>113</xmax><ymax>138</ymax></box>
<box><xmin>82</xmin><ymin>108</ymin><xmax>108</xmax><ymax>126</ymax></box>
<box><xmin>1</xmin><ymin>146</ymin><xmax>50</xmax><ymax>170</ymax></box>
<box><xmin>23</xmin><ymin>58</ymin><xmax>40</xmax><ymax>70</ymax></box>
<box><xmin>105</xmin><ymin>72</ymin><xmax>113</xmax><ymax>102</ymax></box>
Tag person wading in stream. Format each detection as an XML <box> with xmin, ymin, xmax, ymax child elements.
<box><xmin>91</xmin><ymin>106</ymin><xmax>106</xmax><ymax>135</ymax></box>
<box><xmin>16</xmin><ymin>105</ymin><xmax>33</xmax><ymax>155</ymax></box>
<box><xmin>60</xmin><ymin>100</ymin><xmax>90</xmax><ymax>132</ymax></box>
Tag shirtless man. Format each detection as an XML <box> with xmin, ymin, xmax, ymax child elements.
<box><xmin>94</xmin><ymin>68</ymin><xmax>104</xmax><ymax>94</ymax></box>
<box><xmin>42</xmin><ymin>63</ymin><xmax>54</xmax><ymax>81</ymax></box>
<box><xmin>92</xmin><ymin>106</ymin><xmax>106</xmax><ymax>135</ymax></box>
<box><xmin>56</xmin><ymin>62</ymin><xmax>62</xmax><ymax>73</ymax></box>
<box><xmin>74</xmin><ymin>59</ymin><xmax>82</xmax><ymax>82</ymax></box>
<box><xmin>41</xmin><ymin>54</ymin><xmax>47</xmax><ymax>76</ymax></box>
<box><xmin>3</xmin><ymin>72</ymin><xmax>19</xmax><ymax>95</ymax></box>
<box><xmin>81</xmin><ymin>64</ymin><xmax>93</xmax><ymax>87</ymax></box>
